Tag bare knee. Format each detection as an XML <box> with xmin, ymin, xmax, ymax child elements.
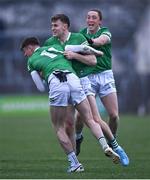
<box><xmin>109</xmin><ymin>112</ymin><xmax>119</xmax><ymax>122</ymax></box>
<box><xmin>92</xmin><ymin>114</ymin><xmax>101</xmax><ymax>124</ymax></box>
<box><xmin>56</xmin><ymin>127</ymin><xmax>68</xmax><ymax>144</ymax></box>
<box><xmin>65</xmin><ymin>120</ymin><xmax>74</xmax><ymax>136</ymax></box>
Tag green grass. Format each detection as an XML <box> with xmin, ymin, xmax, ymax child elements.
<box><xmin>0</xmin><ymin>110</ymin><xmax>150</xmax><ymax>178</ymax></box>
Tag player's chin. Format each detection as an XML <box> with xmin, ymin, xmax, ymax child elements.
<box><xmin>88</xmin><ymin>26</ymin><xmax>94</xmax><ymax>31</ymax></box>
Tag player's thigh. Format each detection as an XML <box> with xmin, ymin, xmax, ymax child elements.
<box><xmin>87</xmin><ymin>95</ymin><xmax>103</xmax><ymax>123</ymax></box>
<box><xmin>66</xmin><ymin>105</ymin><xmax>75</xmax><ymax>121</ymax></box>
<box><xmin>50</xmin><ymin>106</ymin><xmax>67</xmax><ymax>129</ymax></box>
<box><xmin>65</xmin><ymin>106</ymin><xmax>75</xmax><ymax>130</ymax></box>
<box><xmin>75</xmin><ymin>98</ymin><xmax>93</xmax><ymax>122</ymax></box>
<box><xmin>67</xmin><ymin>73</ymin><xmax>86</xmax><ymax>106</ymax></box>
<box><xmin>101</xmin><ymin>92</ymin><xmax>118</xmax><ymax>115</ymax></box>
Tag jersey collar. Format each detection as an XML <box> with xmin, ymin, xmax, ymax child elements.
<box><xmin>62</xmin><ymin>32</ymin><xmax>71</xmax><ymax>42</ymax></box>
<box><xmin>87</xmin><ymin>27</ymin><xmax>101</xmax><ymax>34</ymax></box>
<box><xmin>58</xmin><ymin>32</ymin><xmax>71</xmax><ymax>44</ymax></box>
<box><xmin>34</xmin><ymin>47</ymin><xmax>40</xmax><ymax>52</ymax></box>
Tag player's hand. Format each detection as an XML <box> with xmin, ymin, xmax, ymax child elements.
<box><xmin>64</xmin><ymin>50</ymin><xmax>77</xmax><ymax>60</ymax></box>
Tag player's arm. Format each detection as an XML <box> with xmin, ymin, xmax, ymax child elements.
<box><xmin>64</xmin><ymin>51</ymin><xmax>97</xmax><ymax>66</ymax></box>
<box><xmin>91</xmin><ymin>34</ymin><xmax>110</xmax><ymax>46</ymax></box>
<box><xmin>30</xmin><ymin>70</ymin><xmax>45</xmax><ymax>92</ymax></box>
<box><xmin>65</xmin><ymin>45</ymin><xmax>103</xmax><ymax>56</ymax></box>
<box><xmin>85</xmin><ymin>31</ymin><xmax>111</xmax><ymax>46</ymax></box>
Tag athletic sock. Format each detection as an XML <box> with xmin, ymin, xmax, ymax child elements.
<box><xmin>67</xmin><ymin>151</ymin><xmax>79</xmax><ymax>166</ymax></box>
<box><xmin>98</xmin><ymin>137</ymin><xmax>109</xmax><ymax>151</ymax></box>
<box><xmin>109</xmin><ymin>138</ymin><xmax>119</xmax><ymax>150</ymax></box>
<box><xmin>76</xmin><ymin>132</ymin><xmax>83</xmax><ymax>140</ymax></box>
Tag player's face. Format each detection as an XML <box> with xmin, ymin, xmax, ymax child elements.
<box><xmin>86</xmin><ymin>11</ymin><xmax>101</xmax><ymax>33</ymax></box>
<box><xmin>23</xmin><ymin>45</ymin><xmax>34</xmax><ymax>57</ymax></box>
<box><xmin>51</xmin><ymin>20</ymin><xmax>67</xmax><ymax>38</ymax></box>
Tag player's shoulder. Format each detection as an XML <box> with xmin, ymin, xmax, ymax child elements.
<box><xmin>70</xmin><ymin>32</ymin><xmax>86</xmax><ymax>41</ymax></box>
<box><xmin>100</xmin><ymin>27</ymin><xmax>111</xmax><ymax>33</ymax></box>
<box><xmin>71</xmin><ymin>32</ymin><xmax>85</xmax><ymax>38</ymax></box>
<box><xmin>43</xmin><ymin>36</ymin><xmax>55</xmax><ymax>46</ymax></box>
<box><xmin>79</xmin><ymin>27</ymin><xmax>87</xmax><ymax>34</ymax></box>
<box><xmin>31</xmin><ymin>47</ymin><xmax>44</xmax><ymax>58</ymax></box>
<box><xmin>100</xmin><ymin>27</ymin><xmax>111</xmax><ymax>37</ymax></box>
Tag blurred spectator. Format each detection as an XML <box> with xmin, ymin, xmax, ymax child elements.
<box><xmin>0</xmin><ymin>18</ymin><xmax>6</xmax><ymax>48</ymax></box>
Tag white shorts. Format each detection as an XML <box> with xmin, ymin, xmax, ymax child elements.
<box><xmin>80</xmin><ymin>76</ymin><xmax>95</xmax><ymax>96</ymax></box>
<box><xmin>48</xmin><ymin>72</ymin><xmax>86</xmax><ymax>106</ymax></box>
<box><xmin>88</xmin><ymin>70</ymin><xmax>117</xmax><ymax>97</ymax></box>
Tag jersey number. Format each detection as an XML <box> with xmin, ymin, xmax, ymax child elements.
<box><xmin>40</xmin><ymin>50</ymin><xmax>57</xmax><ymax>58</ymax></box>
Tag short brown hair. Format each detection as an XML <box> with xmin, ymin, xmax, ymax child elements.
<box><xmin>89</xmin><ymin>9</ymin><xmax>102</xmax><ymax>20</ymax></box>
<box><xmin>51</xmin><ymin>14</ymin><xmax>70</xmax><ymax>27</ymax></box>
<box><xmin>20</xmin><ymin>37</ymin><xmax>40</xmax><ymax>50</ymax></box>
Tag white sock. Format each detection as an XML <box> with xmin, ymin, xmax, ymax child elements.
<box><xmin>67</xmin><ymin>151</ymin><xmax>79</xmax><ymax>166</ymax></box>
<box><xmin>98</xmin><ymin>137</ymin><xmax>109</xmax><ymax>151</ymax></box>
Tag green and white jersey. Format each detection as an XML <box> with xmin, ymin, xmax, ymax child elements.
<box><xmin>44</xmin><ymin>32</ymin><xmax>93</xmax><ymax>78</ymax></box>
<box><xmin>80</xmin><ymin>27</ymin><xmax>112</xmax><ymax>74</ymax></box>
<box><xmin>27</xmin><ymin>44</ymin><xmax>75</xmax><ymax>82</ymax></box>
<box><xmin>44</xmin><ymin>32</ymin><xmax>87</xmax><ymax>48</ymax></box>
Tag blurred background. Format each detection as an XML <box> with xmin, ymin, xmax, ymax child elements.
<box><xmin>0</xmin><ymin>0</ymin><xmax>150</xmax><ymax>115</ymax></box>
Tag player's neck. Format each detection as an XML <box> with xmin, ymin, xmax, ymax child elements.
<box><xmin>88</xmin><ymin>26</ymin><xmax>100</xmax><ymax>34</ymax></box>
<box><xmin>59</xmin><ymin>31</ymin><xmax>70</xmax><ymax>43</ymax></box>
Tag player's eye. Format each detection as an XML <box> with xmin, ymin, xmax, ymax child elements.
<box><xmin>92</xmin><ymin>16</ymin><xmax>98</xmax><ymax>20</ymax></box>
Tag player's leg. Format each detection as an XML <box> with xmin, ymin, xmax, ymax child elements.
<box><xmin>48</xmin><ymin>74</ymin><xmax>84</xmax><ymax>173</ymax></box>
<box><xmin>75</xmin><ymin>76</ymin><xmax>91</xmax><ymax>156</ymax></box>
<box><xmin>65</xmin><ymin>106</ymin><xmax>76</xmax><ymax>152</ymax></box>
<box><xmin>87</xmin><ymin>95</ymin><xmax>114</xmax><ymax>140</ymax></box>
<box><xmin>88</xmin><ymin>94</ymin><xmax>129</xmax><ymax>166</ymax></box>
<box><xmin>50</xmin><ymin>106</ymin><xmax>84</xmax><ymax>172</ymax></box>
<box><xmin>68</xmin><ymin>74</ymin><xmax>119</xmax><ymax>164</ymax></box>
<box><xmin>97</xmin><ymin>70</ymin><xmax>129</xmax><ymax>166</ymax></box>
<box><xmin>75</xmin><ymin>94</ymin><xmax>113</xmax><ymax>156</ymax></box>
<box><xmin>50</xmin><ymin>106</ymin><xmax>73</xmax><ymax>153</ymax></box>
<box><xmin>75</xmin><ymin>111</ymin><xmax>84</xmax><ymax>156</ymax></box>
<box><xmin>88</xmin><ymin>72</ymin><xmax>129</xmax><ymax>166</ymax></box>
<box><xmin>101</xmin><ymin>92</ymin><xmax>119</xmax><ymax>137</ymax></box>
<box><xmin>75</xmin><ymin>76</ymin><xmax>112</xmax><ymax>156</ymax></box>
<box><xmin>75</xmin><ymin>98</ymin><xmax>120</xmax><ymax>164</ymax></box>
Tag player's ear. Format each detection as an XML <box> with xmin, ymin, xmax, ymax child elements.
<box><xmin>99</xmin><ymin>19</ymin><xmax>102</xmax><ymax>26</ymax></box>
<box><xmin>28</xmin><ymin>45</ymin><xmax>34</xmax><ymax>51</ymax></box>
<box><xmin>63</xmin><ymin>23</ymin><xmax>68</xmax><ymax>30</ymax></box>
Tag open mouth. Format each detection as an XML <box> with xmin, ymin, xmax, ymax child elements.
<box><xmin>88</xmin><ymin>24</ymin><xmax>94</xmax><ymax>28</ymax></box>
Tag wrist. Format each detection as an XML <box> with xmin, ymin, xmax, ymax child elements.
<box><xmin>88</xmin><ymin>38</ymin><xmax>94</xmax><ymax>45</ymax></box>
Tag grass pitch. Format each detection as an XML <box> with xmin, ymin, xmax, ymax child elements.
<box><xmin>0</xmin><ymin>96</ymin><xmax>150</xmax><ymax>178</ymax></box>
